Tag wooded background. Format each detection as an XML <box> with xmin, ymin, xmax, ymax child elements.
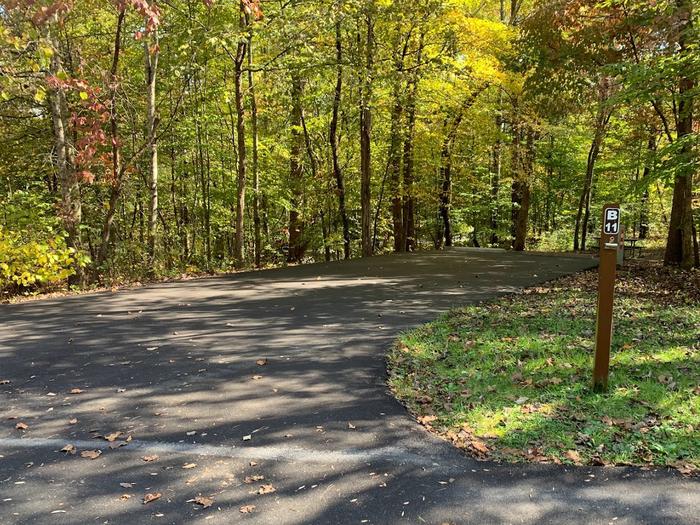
<box><xmin>1</xmin><ymin>0</ymin><xmax>698</xmax><ymax>292</ymax></box>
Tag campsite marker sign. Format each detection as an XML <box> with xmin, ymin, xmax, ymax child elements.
<box><xmin>593</xmin><ymin>204</ymin><xmax>621</xmax><ymax>393</ymax></box>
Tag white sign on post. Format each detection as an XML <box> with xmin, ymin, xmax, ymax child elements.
<box><xmin>604</xmin><ymin>208</ymin><xmax>620</xmax><ymax>237</ymax></box>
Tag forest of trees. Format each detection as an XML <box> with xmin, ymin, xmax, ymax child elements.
<box><xmin>1</xmin><ymin>0</ymin><xmax>698</xmax><ymax>291</ymax></box>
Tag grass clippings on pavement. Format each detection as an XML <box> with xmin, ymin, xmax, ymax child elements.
<box><xmin>388</xmin><ymin>260</ymin><xmax>699</xmax><ymax>475</ymax></box>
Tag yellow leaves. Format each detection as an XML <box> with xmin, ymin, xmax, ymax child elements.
<box><xmin>0</xmin><ymin>226</ymin><xmax>87</xmax><ymax>292</ymax></box>
<box><xmin>34</xmin><ymin>88</ymin><xmax>46</xmax><ymax>103</ymax></box>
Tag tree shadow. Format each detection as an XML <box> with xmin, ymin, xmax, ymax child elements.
<box><xmin>6</xmin><ymin>250</ymin><xmax>690</xmax><ymax>524</ymax></box>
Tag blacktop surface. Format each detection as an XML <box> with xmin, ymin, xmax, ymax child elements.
<box><xmin>0</xmin><ymin>248</ymin><xmax>697</xmax><ymax>525</ymax></box>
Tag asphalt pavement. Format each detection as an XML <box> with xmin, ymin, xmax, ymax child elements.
<box><xmin>0</xmin><ymin>249</ymin><xmax>696</xmax><ymax>525</ymax></box>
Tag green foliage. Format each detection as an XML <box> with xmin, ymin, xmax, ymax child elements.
<box><xmin>388</xmin><ymin>267</ymin><xmax>700</xmax><ymax>472</ymax></box>
<box><xmin>0</xmin><ymin>226</ymin><xmax>82</xmax><ymax>292</ymax></box>
<box><xmin>0</xmin><ymin>0</ymin><xmax>695</xmax><ymax>291</ymax></box>
<box><xmin>0</xmin><ymin>191</ymin><xmax>89</xmax><ymax>293</ymax></box>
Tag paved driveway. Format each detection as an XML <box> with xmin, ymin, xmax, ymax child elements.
<box><xmin>0</xmin><ymin>249</ymin><xmax>696</xmax><ymax>524</ymax></box>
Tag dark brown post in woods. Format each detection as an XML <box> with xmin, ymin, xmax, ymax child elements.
<box><xmin>593</xmin><ymin>203</ymin><xmax>621</xmax><ymax>392</ymax></box>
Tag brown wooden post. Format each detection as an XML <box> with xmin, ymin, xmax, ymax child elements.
<box><xmin>593</xmin><ymin>203</ymin><xmax>621</xmax><ymax>392</ymax></box>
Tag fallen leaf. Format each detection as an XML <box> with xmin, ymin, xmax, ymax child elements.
<box><xmin>142</xmin><ymin>455</ymin><xmax>159</xmax><ymax>462</ymax></box>
<box><xmin>119</xmin><ymin>482</ymin><xmax>134</xmax><ymax>488</ymax></box>
<box><xmin>182</xmin><ymin>463</ymin><xmax>197</xmax><ymax>469</ymax></box>
<box><xmin>671</xmin><ymin>461</ymin><xmax>698</xmax><ymax>477</ymax></box>
<box><xmin>143</xmin><ymin>492</ymin><xmax>161</xmax><ymax>504</ymax></box>
<box><xmin>244</xmin><ymin>475</ymin><xmax>264</xmax><ymax>484</ymax></box>
<box><xmin>257</xmin><ymin>484</ymin><xmax>276</xmax><ymax>495</ymax></box>
<box><xmin>120</xmin><ymin>494</ymin><xmax>131</xmax><ymax>501</ymax></box>
<box><xmin>194</xmin><ymin>495</ymin><xmax>213</xmax><ymax>508</ymax></box>
<box><xmin>469</xmin><ymin>439</ymin><xmax>489</xmax><ymax>455</ymax></box>
<box><xmin>239</xmin><ymin>505</ymin><xmax>256</xmax><ymax>513</ymax></box>
<box><xmin>256</xmin><ymin>358</ymin><xmax>268</xmax><ymax>366</ymax></box>
<box><xmin>81</xmin><ymin>450</ymin><xmax>102</xmax><ymax>460</ymax></box>
<box><xmin>68</xmin><ymin>418</ymin><xmax>78</xmax><ymax>425</ymax></box>
<box><xmin>564</xmin><ymin>450</ymin><xmax>582</xmax><ymax>464</ymax></box>
<box><xmin>251</xmin><ymin>375</ymin><xmax>263</xmax><ymax>380</ymax></box>
<box><xmin>347</xmin><ymin>423</ymin><xmax>356</xmax><ymax>430</ymax></box>
<box><xmin>60</xmin><ymin>444</ymin><xmax>76</xmax><ymax>455</ymax></box>
<box><xmin>69</xmin><ymin>388</ymin><xmax>85</xmax><ymax>395</ymax></box>
<box><xmin>15</xmin><ymin>422</ymin><xmax>28</xmax><ymax>430</ymax></box>
<box><xmin>103</xmin><ymin>431</ymin><xmax>122</xmax><ymax>442</ymax></box>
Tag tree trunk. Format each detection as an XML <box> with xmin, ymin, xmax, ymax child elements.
<box><xmin>511</xmin><ymin>123</ymin><xmax>534</xmax><ymax>252</ymax></box>
<box><xmin>360</xmin><ymin>8</ymin><xmax>374</xmax><ymax>258</ymax></box>
<box><xmin>401</xmin><ymin>60</ymin><xmax>419</xmax><ymax>252</ymax></box>
<box><xmin>638</xmin><ymin>133</ymin><xmax>656</xmax><ymax>239</ymax></box>
<box><xmin>438</xmin><ymin>90</ymin><xmax>483</xmax><ymax>248</ymax></box>
<box><xmin>439</xmin><ymin>147</ymin><xmax>453</xmax><ymax>248</ymax></box>
<box><xmin>288</xmin><ymin>74</ymin><xmax>305</xmax><ymax>263</ymax></box>
<box><xmin>47</xmin><ymin>32</ymin><xmax>81</xmax><ymax>269</ymax></box>
<box><xmin>664</xmin><ymin>0</ymin><xmax>695</xmax><ymax>268</ymax></box>
<box><xmin>388</xmin><ymin>80</ymin><xmax>404</xmax><ymax>252</ymax></box>
<box><xmin>98</xmin><ymin>8</ymin><xmax>126</xmax><ymax>267</ymax></box>
<box><xmin>195</xmin><ymin>85</ymin><xmax>210</xmax><ymax>266</ymax></box>
<box><xmin>574</xmin><ymin>87</ymin><xmax>611</xmax><ymax>251</ymax></box>
<box><xmin>233</xmin><ymin>6</ymin><xmax>248</xmax><ymax>267</ymax></box>
<box><xmin>247</xmin><ymin>29</ymin><xmax>261</xmax><ymax>268</ymax></box>
<box><xmin>438</xmin><ymin>115</ymin><xmax>464</xmax><ymax>248</ymax></box>
<box><xmin>330</xmin><ymin>16</ymin><xmax>350</xmax><ymax>259</ymax></box>
<box><xmin>145</xmin><ymin>29</ymin><xmax>159</xmax><ymax>263</ymax></box>
<box><xmin>490</xmin><ymin>104</ymin><xmax>503</xmax><ymax>245</ymax></box>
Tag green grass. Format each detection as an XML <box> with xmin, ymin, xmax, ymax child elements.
<box><xmin>388</xmin><ymin>269</ymin><xmax>699</xmax><ymax>474</ymax></box>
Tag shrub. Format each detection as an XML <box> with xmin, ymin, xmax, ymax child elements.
<box><xmin>0</xmin><ymin>226</ymin><xmax>82</xmax><ymax>292</ymax></box>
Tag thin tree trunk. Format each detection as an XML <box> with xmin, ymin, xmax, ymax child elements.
<box><xmin>388</xmin><ymin>81</ymin><xmax>404</xmax><ymax>252</ymax></box>
<box><xmin>233</xmin><ymin>5</ymin><xmax>248</xmax><ymax>267</ymax></box>
<box><xmin>47</xmin><ymin>32</ymin><xmax>81</xmax><ymax>274</ymax></box>
<box><xmin>638</xmin><ymin>133</ymin><xmax>656</xmax><ymax>239</ymax></box>
<box><xmin>195</xmin><ymin>91</ymin><xmax>210</xmax><ymax>266</ymax></box>
<box><xmin>438</xmin><ymin>116</ymin><xmax>464</xmax><ymax>248</ymax></box>
<box><xmin>247</xmin><ymin>29</ymin><xmax>261</xmax><ymax>268</ymax></box>
<box><xmin>330</xmin><ymin>16</ymin><xmax>350</xmax><ymax>259</ymax></box>
<box><xmin>490</xmin><ymin>108</ymin><xmax>503</xmax><ymax>245</ymax></box>
<box><xmin>145</xmin><ymin>29</ymin><xmax>159</xmax><ymax>263</ymax></box>
<box><xmin>288</xmin><ymin>74</ymin><xmax>305</xmax><ymax>263</ymax></box>
<box><xmin>401</xmin><ymin>55</ymin><xmax>419</xmax><ymax>252</ymax></box>
<box><xmin>439</xmin><ymin>148</ymin><xmax>453</xmax><ymax>248</ymax></box>
<box><xmin>98</xmin><ymin>8</ymin><xmax>126</xmax><ymax>266</ymax></box>
<box><xmin>574</xmin><ymin>89</ymin><xmax>611</xmax><ymax>251</ymax></box>
<box><xmin>360</xmin><ymin>7</ymin><xmax>374</xmax><ymax>257</ymax></box>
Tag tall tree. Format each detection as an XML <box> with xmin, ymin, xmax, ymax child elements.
<box><xmin>330</xmin><ymin>10</ymin><xmax>350</xmax><ymax>259</ymax></box>
<box><xmin>288</xmin><ymin>73</ymin><xmax>305</xmax><ymax>263</ymax></box>
<box><xmin>359</xmin><ymin>3</ymin><xmax>374</xmax><ymax>258</ymax></box>
<box><xmin>664</xmin><ymin>0</ymin><xmax>696</xmax><ymax>268</ymax></box>
<box><xmin>145</xmin><ymin>26</ymin><xmax>159</xmax><ymax>262</ymax></box>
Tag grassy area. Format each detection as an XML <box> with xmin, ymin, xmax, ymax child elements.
<box><xmin>388</xmin><ymin>262</ymin><xmax>699</xmax><ymax>475</ymax></box>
